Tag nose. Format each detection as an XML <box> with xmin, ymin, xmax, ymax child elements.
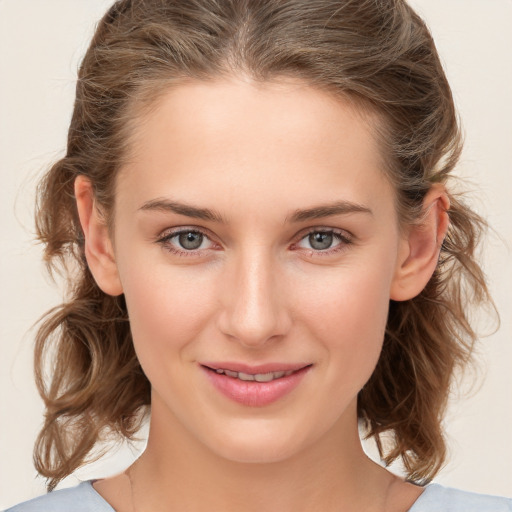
<box><xmin>216</xmin><ymin>247</ymin><xmax>292</xmax><ymax>348</ymax></box>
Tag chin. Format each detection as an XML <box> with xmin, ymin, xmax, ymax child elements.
<box><xmin>202</xmin><ymin>420</ymin><xmax>312</xmax><ymax>464</ymax></box>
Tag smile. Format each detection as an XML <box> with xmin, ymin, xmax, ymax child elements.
<box><xmin>212</xmin><ymin>368</ymin><xmax>296</xmax><ymax>382</ymax></box>
<box><xmin>201</xmin><ymin>364</ymin><xmax>312</xmax><ymax>407</ymax></box>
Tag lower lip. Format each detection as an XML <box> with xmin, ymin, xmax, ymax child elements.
<box><xmin>202</xmin><ymin>366</ymin><xmax>311</xmax><ymax>407</ymax></box>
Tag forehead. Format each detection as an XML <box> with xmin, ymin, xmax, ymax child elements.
<box><xmin>117</xmin><ymin>77</ymin><xmax>392</xmax><ymax>216</ymax></box>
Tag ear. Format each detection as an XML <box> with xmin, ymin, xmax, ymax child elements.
<box><xmin>390</xmin><ymin>184</ymin><xmax>450</xmax><ymax>301</ymax></box>
<box><xmin>74</xmin><ymin>175</ymin><xmax>123</xmax><ymax>296</ymax></box>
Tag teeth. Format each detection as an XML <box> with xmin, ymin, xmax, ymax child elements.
<box><xmin>213</xmin><ymin>368</ymin><xmax>296</xmax><ymax>382</ymax></box>
<box><xmin>254</xmin><ymin>373</ymin><xmax>276</xmax><ymax>382</ymax></box>
<box><xmin>238</xmin><ymin>371</ymin><xmax>257</xmax><ymax>381</ymax></box>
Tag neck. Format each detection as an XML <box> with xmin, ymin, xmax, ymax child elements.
<box><xmin>128</xmin><ymin>395</ymin><xmax>401</xmax><ymax>512</ymax></box>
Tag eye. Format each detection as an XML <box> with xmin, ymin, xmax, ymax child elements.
<box><xmin>294</xmin><ymin>229</ymin><xmax>352</xmax><ymax>255</ymax></box>
<box><xmin>306</xmin><ymin>232</ymin><xmax>335</xmax><ymax>250</ymax></box>
<box><xmin>176</xmin><ymin>231</ymin><xmax>206</xmax><ymax>250</ymax></box>
<box><xmin>157</xmin><ymin>228</ymin><xmax>216</xmax><ymax>255</ymax></box>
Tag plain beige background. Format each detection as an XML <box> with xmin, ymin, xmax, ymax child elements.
<box><xmin>1</xmin><ymin>0</ymin><xmax>511</xmax><ymax>507</ymax></box>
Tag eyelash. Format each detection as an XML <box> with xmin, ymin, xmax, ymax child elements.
<box><xmin>156</xmin><ymin>227</ymin><xmax>354</xmax><ymax>258</ymax></box>
<box><xmin>293</xmin><ymin>229</ymin><xmax>353</xmax><ymax>257</ymax></box>
<box><xmin>156</xmin><ymin>228</ymin><xmax>218</xmax><ymax>258</ymax></box>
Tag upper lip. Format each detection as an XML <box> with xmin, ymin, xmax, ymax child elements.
<box><xmin>201</xmin><ymin>362</ymin><xmax>311</xmax><ymax>374</ymax></box>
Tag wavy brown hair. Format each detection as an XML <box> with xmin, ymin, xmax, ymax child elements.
<box><xmin>33</xmin><ymin>0</ymin><xmax>491</xmax><ymax>491</ymax></box>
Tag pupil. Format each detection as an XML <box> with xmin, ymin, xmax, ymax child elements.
<box><xmin>309</xmin><ymin>232</ymin><xmax>333</xmax><ymax>250</ymax></box>
<box><xmin>179</xmin><ymin>231</ymin><xmax>203</xmax><ymax>250</ymax></box>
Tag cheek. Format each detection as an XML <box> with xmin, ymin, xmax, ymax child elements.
<box><xmin>117</xmin><ymin>257</ymin><xmax>217</xmax><ymax>361</ymax></box>
<box><xmin>296</xmin><ymin>256</ymin><xmax>392</xmax><ymax>333</ymax></box>
<box><xmin>292</xmin><ymin>256</ymin><xmax>394</xmax><ymax>383</ymax></box>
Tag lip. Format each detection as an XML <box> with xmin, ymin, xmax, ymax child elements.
<box><xmin>200</xmin><ymin>363</ymin><xmax>312</xmax><ymax>407</ymax></box>
<box><xmin>201</xmin><ymin>361</ymin><xmax>310</xmax><ymax>374</ymax></box>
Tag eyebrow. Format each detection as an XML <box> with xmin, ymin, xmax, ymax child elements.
<box><xmin>287</xmin><ymin>201</ymin><xmax>373</xmax><ymax>222</ymax></box>
<box><xmin>138</xmin><ymin>198</ymin><xmax>372</xmax><ymax>223</ymax></box>
<box><xmin>139</xmin><ymin>198</ymin><xmax>226</xmax><ymax>223</ymax></box>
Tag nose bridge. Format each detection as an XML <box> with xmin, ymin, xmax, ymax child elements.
<box><xmin>218</xmin><ymin>244</ymin><xmax>289</xmax><ymax>346</ymax></box>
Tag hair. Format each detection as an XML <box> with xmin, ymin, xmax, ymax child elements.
<box><xmin>33</xmin><ymin>0</ymin><xmax>491</xmax><ymax>492</ymax></box>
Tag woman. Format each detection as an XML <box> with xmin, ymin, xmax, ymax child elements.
<box><xmin>4</xmin><ymin>0</ymin><xmax>511</xmax><ymax>510</ymax></box>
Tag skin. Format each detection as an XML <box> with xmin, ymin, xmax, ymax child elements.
<box><xmin>76</xmin><ymin>77</ymin><xmax>449</xmax><ymax>512</ymax></box>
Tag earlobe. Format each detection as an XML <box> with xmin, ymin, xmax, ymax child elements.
<box><xmin>390</xmin><ymin>184</ymin><xmax>450</xmax><ymax>301</ymax></box>
<box><xmin>74</xmin><ymin>175</ymin><xmax>123</xmax><ymax>296</ymax></box>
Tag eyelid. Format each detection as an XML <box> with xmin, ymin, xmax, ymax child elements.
<box><xmin>155</xmin><ymin>225</ymin><xmax>354</xmax><ymax>258</ymax></box>
<box><xmin>291</xmin><ymin>227</ymin><xmax>354</xmax><ymax>256</ymax></box>
<box><xmin>294</xmin><ymin>226</ymin><xmax>354</xmax><ymax>243</ymax></box>
<box><xmin>156</xmin><ymin>226</ymin><xmax>219</xmax><ymax>255</ymax></box>
<box><xmin>157</xmin><ymin>225</ymin><xmax>214</xmax><ymax>241</ymax></box>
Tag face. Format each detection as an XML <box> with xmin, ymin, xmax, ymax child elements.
<box><xmin>110</xmin><ymin>78</ymin><xmax>407</xmax><ymax>463</ymax></box>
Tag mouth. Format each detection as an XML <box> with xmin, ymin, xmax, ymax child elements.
<box><xmin>203</xmin><ymin>366</ymin><xmax>301</xmax><ymax>382</ymax></box>
<box><xmin>201</xmin><ymin>362</ymin><xmax>312</xmax><ymax>381</ymax></box>
<box><xmin>200</xmin><ymin>363</ymin><xmax>312</xmax><ymax>406</ymax></box>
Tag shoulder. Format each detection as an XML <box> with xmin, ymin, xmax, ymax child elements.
<box><xmin>409</xmin><ymin>483</ymin><xmax>512</xmax><ymax>512</ymax></box>
<box><xmin>3</xmin><ymin>481</ymin><xmax>114</xmax><ymax>512</ymax></box>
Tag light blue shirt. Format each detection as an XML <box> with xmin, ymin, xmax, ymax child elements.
<box><xmin>4</xmin><ymin>481</ymin><xmax>512</xmax><ymax>511</ymax></box>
